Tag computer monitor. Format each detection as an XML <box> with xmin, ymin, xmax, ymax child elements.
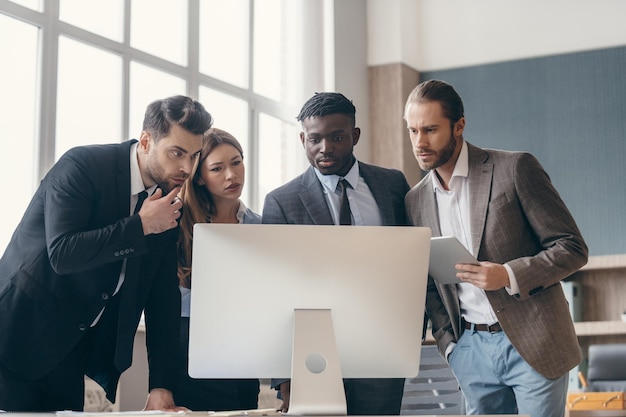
<box><xmin>188</xmin><ymin>224</ymin><xmax>431</xmax><ymax>415</ymax></box>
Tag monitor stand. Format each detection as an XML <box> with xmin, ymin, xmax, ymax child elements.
<box><xmin>287</xmin><ymin>309</ymin><xmax>347</xmax><ymax>416</ymax></box>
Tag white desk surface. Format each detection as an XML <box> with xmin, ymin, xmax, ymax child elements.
<box><xmin>3</xmin><ymin>413</ymin><xmax>532</xmax><ymax>417</ymax></box>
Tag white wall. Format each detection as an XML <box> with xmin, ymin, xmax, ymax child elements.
<box><xmin>367</xmin><ymin>0</ymin><xmax>626</xmax><ymax>71</ymax></box>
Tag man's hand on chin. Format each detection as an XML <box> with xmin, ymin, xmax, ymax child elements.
<box><xmin>144</xmin><ymin>388</ymin><xmax>190</xmax><ymax>412</ymax></box>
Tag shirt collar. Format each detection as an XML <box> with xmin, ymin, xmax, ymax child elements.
<box><xmin>431</xmin><ymin>140</ymin><xmax>469</xmax><ymax>192</ymax></box>
<box><xmin>314</xmin><ymin>159</ymin><xmax>360</xmax><ymax>192</ymax></box>
<box><xmin>131</xmin><ymin>142</ymin><xmax>157</xmax><ymax>196</ymax></box>
<box><xmin>235</xmin><ymin>200</ymin><xmax>248</xmax><ymax>223</ymax></box>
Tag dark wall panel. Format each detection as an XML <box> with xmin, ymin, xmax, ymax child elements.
<box><xmin>422</xmin><ymin>46</ymin><xmax>626</xmax><ymax>256</ymax></box>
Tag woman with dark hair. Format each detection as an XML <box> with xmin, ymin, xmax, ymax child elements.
<box><xmin>174</xmin><ymin>128</ymin><xmax>260</xmax><ymax>411</ymax></box>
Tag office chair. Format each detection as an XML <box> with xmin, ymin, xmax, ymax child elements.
<box><xmin>587</xmin><ymin>343</ymin><xmax>626</xmax><ymax>392</ymax></box>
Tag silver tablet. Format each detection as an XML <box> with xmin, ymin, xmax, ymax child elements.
<box><xmin>429</xmin><ymin>236</ymin><xmax>478</xmax><ymax>284</ymax></box>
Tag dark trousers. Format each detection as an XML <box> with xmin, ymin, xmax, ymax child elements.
<box><xmin>173</xmin><ymin>317</ymin><xmax>260</xmax><ymax>411</ymax></box>
<box><xmin>343</xmin><ymin>378</ymin><xmax>405</xmax><ymax>415</ymax></box>
<box><xmin>0</xmin><ymin>331</ymin><xmax>94</xmax><ymax>412</ymax></box>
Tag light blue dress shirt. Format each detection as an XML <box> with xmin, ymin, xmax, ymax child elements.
<box><xmin>180</xmin><ymin>201</ymin><xmax>261</xmax><ymax>317</ymax></box>
<box><xmin>313</xmin><ymin>160</ymin><xmax>383</xmax><ymax>226</ymax></box>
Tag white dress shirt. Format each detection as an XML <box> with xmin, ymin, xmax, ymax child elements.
<box><xmin>433</xmin><ymin>141</ymin><xmax>500</xmax><ymax>326</ymax></box>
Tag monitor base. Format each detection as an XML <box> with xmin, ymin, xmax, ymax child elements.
<box><xmin>288</xmin><ymin>309</ymin><xmax>347</xmax><ymax>416</ymax></box>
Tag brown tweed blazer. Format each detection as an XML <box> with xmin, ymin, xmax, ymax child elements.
<box><xmin>405</xmin><ymin>141</ymin><xmax>588</xmax><ymax>379</ymax></box>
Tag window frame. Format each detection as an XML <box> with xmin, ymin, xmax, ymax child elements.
<box><xmin>0</xmin><ymin>0</ymin><xmax>302</xmax><ymax>212</ymax></box>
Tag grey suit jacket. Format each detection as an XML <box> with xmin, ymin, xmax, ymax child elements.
<box><xmin>263</xmin><ymin>161</ymin><xmax>410</xmax><ymax>392</ymax></box>
<box><xmin>262</xmin><ymin>162</ymin><xmax>409</xmax><ymax>226</ymax></box>
<box><xmin>405</xmin><ymin>141</ymin><xmax>588</xmax><ymax>379</ymax></box>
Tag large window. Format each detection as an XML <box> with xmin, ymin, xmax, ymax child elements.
<box><xmin>0</xmin><ymin>0</ymin><xmax>314</xmax><ymax>253</ymax></box>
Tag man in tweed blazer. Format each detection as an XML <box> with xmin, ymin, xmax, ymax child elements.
<box><xmin>404</xmin><ymin>80</ymin><xmax>588</xmax><ymax>417</ymax></box>
<box><xmin>262</xmin><ymin>92</ymin><xmax>410</xmax><ymax>415</ymax></box>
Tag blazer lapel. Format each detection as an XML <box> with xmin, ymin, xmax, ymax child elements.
<box><xmin>115</xmin><ymin>140</ymin><xmax>135</xmax><ymax>221</ymax></box>
<box><xmin>466</xmin><ymin>143</ymin><xmax>492</xmax><ymax>257</ymax></box>
<box><xmin>299</xmin><ymin>167</ymin><xmax>334</xmax><ymax>225</ymax></box>
<box><xmin>422</xmin><ymin>181</ymin><xmax>442</xmax><ymax>236</ymax></box>
<box><xmin>359</xmin><ymin>163</ymin><xmax>395</xmax><ymax>225</ymax></box>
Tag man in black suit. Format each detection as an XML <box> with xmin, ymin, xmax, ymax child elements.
<box><xmin>262</xmin><ymin>92</ymin><xmax>410</xmax><ymax>415</ymax></box>
<box><xmin>0</xmin><ymin>95</ymin><xmax>213</xmax><ymax>412</ymax></box>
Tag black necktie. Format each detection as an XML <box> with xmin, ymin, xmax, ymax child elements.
<box><xmin>134</xmin><ymin>190</ymin><xmax>148</xmax><ymax>214</ymax></box>
<box><xmin>338</xmin><ymin>179</ymin><xmax>352</xmax><ymax>225</ymax></box>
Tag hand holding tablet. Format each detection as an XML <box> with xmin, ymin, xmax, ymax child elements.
<box><xmin>429</xmin><ymin>236</ymin><xmax>479</xmax><ymax>284</ymax></box>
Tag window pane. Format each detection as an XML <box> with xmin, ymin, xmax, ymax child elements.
<box><xmin>129</xmin><ymin>62</ymin><xmax>186</xmax><ymax>139</ymax></box>
<box><xmin>59</xmin><ymin>0</ymin><xmax>124</xmax><ymax>42</ymax></box>
<box><xmin>198</xmin><ymin>87</ymin><xmax>250</xmax><ymax>204</ymax></box>
<box><xmin>253</xmin><ymin>0</ymin><xmax>298</xmax><ymax>105</ymax></box>
<box><xmin>258</xmin><ymin>113</ymin><xmax>305</xmax><ymax>210</ymax></box>
<box><xmin>199</xmin><ymin>0</ymin><xmax>249</xmax><ymax>88</ymax></box>
<box><xmin>198</xmin><ymin>87</ymin><xmax>249</xmax><ymax>156</ymax></box>
<box><xmin>0</xmin><ymin>16</ymin><xmax>38</xmax><ymax>254</ymax></box>
<box><xmin>56</xmin><ymin>37</ymin><xmax>122</xmax><ymax>159</ymax></box>
<box><xmin>7</xmin><ymin>0</ymin><xmax>41</xmax><ymax>11</ymax></box>
<box><xmin>130</xmin><ymin>0</ymin><xmax>187</xmax><ymax>66</ymax></box>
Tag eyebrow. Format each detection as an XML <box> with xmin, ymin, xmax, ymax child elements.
<box><xmin>208</xmin><ymin>156</ymin><xmax>241</xmax><ymax>166</ymax></box>
<box><xmin>171</xmin><ymin>145</ymin><xmax>191</xmax><ymax>154</ymax></box>
<box><xmin>411</xmin><ymin>123</ymin><xmax>438</xmax><ymax>130</ymax></box>
<box><xmin>308</xmin><ymin>129</ymin><xmax>348</xmax><ymax>136</ymax></box>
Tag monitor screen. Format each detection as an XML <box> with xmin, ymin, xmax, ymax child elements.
<box><xmin>188</xmin><ymin>223</ymin><xmax>431</xmax><ymax>383</ymax></box>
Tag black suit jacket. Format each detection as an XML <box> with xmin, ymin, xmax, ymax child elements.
<box><xmin>0</xmin><ymin>140</ymin><xmax>180</xmax><ymax>401</ymax></box>
<box><xmin>262</xmin><ymin>162</ymin><xmax>409</xmax><ymax>226</ymax></box>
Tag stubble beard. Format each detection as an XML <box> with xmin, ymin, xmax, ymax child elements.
<box><xmin>419</xmin><ymin>132</ymin><xmax>457</xmax><ymax>171</ymax></box>
<box><xmin>146</xmin><ymin>152</ymin><xmax>173</xmax><ymax>194</ymax></box>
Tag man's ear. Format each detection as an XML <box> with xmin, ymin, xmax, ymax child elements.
<box><xmin>139</xmin><ymin>131</ymin><xmax>152</xmax><ymax>153</ymax></box>
<box><xmin>454</xmin><ymin>117</ymin><xmax>465</xmax><ymax>138</ymax></box>
<box><xmin>352</xmin><ymin>127</ymin><xmax>361</xmax><ymax>146</ymax></box>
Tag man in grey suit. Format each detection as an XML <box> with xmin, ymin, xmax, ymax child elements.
<box><xmin>0</xmin><ymin>95</ymin><xmax>212</xmax><ymax>411</ymax></box>
<box><xmin>262</xmin><ymin>92</ymin><xmax>410</xmax><ymax>415</ymax></box>
<box><xmin>404</xmin><ymin>79</ymin><xmax>588</xmax><ymax>417</ymax></box>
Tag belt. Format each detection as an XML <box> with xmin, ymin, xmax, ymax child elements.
<box><xmin>464</xmin><ymin>320</ymin><xmax>502</xmax><ymax>333</ymax></box>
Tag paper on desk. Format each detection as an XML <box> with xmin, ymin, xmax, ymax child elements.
<box><xmin>206</xmin><ymin>408</ymin><xmax>280</xmax><ymax>416</ymax></box>
<box><xmin>56</xmin><ymin>408</ymin><xmax>281</xmax><ymax>417</ymax></box>
<box><xmin>56</xmin><ymin>412</ymin><xmax>186</xmax><ymax>416</ymax></box>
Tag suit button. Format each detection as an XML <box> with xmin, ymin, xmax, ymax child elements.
<box><xmin>114</xmin><ymin>251</ymin><xmax>120</xmax><ymax>257</ymax></box>
<box><xmin>78</xmin><ymin>323</ymin><xmax>87</xmax><ymax>331</ymax></box>
<box><xmin>124</xmin><ymin>249</ymin><xmax>130</xmax><ymax>254</ymax></box>
<box><xmin>129</xmin><ymin>248</ymin><xmax>135</xmax><ymax>253</ymax></box>
<box><xmin>101</xmin><ymin>293</ymin><xmax>109</xmax><ymax>300</ymax></box>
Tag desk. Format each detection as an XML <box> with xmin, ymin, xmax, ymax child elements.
<box><xmin>567</xmin><ymin>411</ymin><xmax>626</xmax><ymax>417</ymax></box>
<box><xmin>575</xmin><ymin>321</ymin><xmax>626</xmax><ymax>337</ymax></box>
<box><xmin>6</xmin><ymin>414</ymin><xmax>530</xmax><ymax>417</ymax></box>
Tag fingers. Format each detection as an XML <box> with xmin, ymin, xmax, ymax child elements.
<box><xmin>165</xmin><ymin>186</ymin><xmax>181</xmax><ymax>202</ymax></box>
<box><xmin>139</xmin><ymin>187</ymin><xmax>183</xmax><ymax>235</ymax></box>
<box><xmin>170</xmin><ymin>189</ymin><xmax>182</xmax><ymax>220</ymax></box>
<box><xmin>148</xmin><ymin>187</ymin><xmax>163</xmax><ymax>201</ymax></box>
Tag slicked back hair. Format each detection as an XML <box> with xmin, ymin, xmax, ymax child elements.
<box><xmin>142</xmin><ymin>95</ymin><xmax>213</xmax><ymax>141</ymax></box>
<box><xmin>404</xmin><ymin>79</ymin><xmax>464</xmax><ymax>123</ymax></box>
